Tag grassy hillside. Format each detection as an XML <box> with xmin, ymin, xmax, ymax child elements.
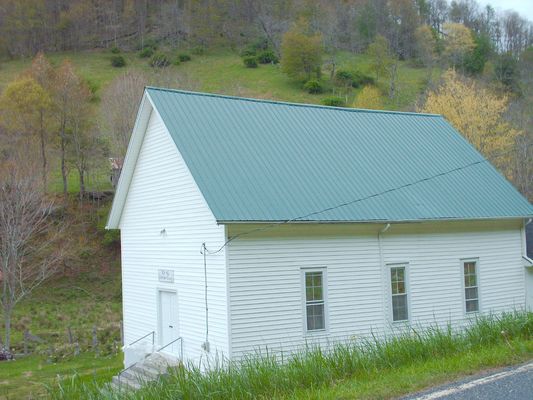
<box><xmin>0</xmin><ymin>49</ymin><xmax>433</xmax><ymax>111</ymax></box>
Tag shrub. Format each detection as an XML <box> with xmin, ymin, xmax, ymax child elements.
<box><xmin>334</xmin><ymin>69</ymin><xmax>375</xmax><ymax>88</ymax></box>
<box><xmin>303</xmin><ymin>79</ymin><xmax>323</xmax><ymax>94</ymax></box>
<box><xmin>150</xmin><ymin>52</ymin><xmax>170</xmax><ymax>68</ymax></box>
<box><xmin>141</xmin><ymin>38</ymin><xmax>158</xmax><ymax>51</ymax></box>
<box><xmin>335</xmin><ymin>69</ymin><xmax>354</xmax><ymax>85</ymax></box>
<box><xmin>322</xmin><ymin>96</ymin><xmax>345</xmax><ymax>107</ymax></box>
<box><xmin>257</xmin><ymin>50</ymin><xmax>279</xmax><ymax>64</ymax></box>
<box><xmin>178</xmin><ymin>53</ymin><xmax>191</xmax><ymax>62</ymax></box>
<box><xmin>110</xmin><ymin>55</ymin><xmax>126</xmax><ymax>68</ymax></box>
<box><xmin>250</xmin><ymin>37</ymin><xmax>270</xmax><ymax>52</ymax></box>
<box><xmin>110</xmin><ymin>46</ymin><xmax>120</xmax><ymax>54</ymax></box>
<box><xmin>243</xmin><ymin>56</ymin><xmax>258</xmax><ymax>68</ymax></box>
<box><xmin>173</xmin><ymin>58</ymin><xmax>181</xmax><ymax>66</ymax></box>
<box><xmin>240</xmin><ymin>48</ymin><xmax>256</xmax><ymax>57</ymax></box>
<box><xmin>138</xmin><ymin>47</ymin><xmax>154</xmax><ymax>58</ymax></box>
<box><xmin>352</xmin><ymin>70</ymin><xmax>375</xmax><ymax>87</ymax></box>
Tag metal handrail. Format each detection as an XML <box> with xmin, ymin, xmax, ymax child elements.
<box><xmin>116</xmin><ymin>336</ymin><xmax>183</xmax><ymax>391</ymax></box>
<box><xmin>127</xmin><ymin>331</ymin><xmax>154</xmax><ymax>347</ymax></box>
<box><xmin>157</xmin><ymin>336</ymin><xmax>183</xmax><ymax>360</ymax></box>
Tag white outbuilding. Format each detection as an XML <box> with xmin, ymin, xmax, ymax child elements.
<box><xmin>107</xmin><ymin>87</ymin><xmax>533</xmax><ymax>368</ymax></box>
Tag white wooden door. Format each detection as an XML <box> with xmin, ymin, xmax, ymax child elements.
<box><xmin>159</xmin><ymin>290</ymin><xmax>179</xmax><ymax>355</ymax></box>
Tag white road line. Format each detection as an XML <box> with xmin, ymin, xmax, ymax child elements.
<box><xmin>411</xmin><ymin>362</ymin><xmax>533</xmax><ymax>400</ymax></box>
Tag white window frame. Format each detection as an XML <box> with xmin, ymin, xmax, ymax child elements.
<box><xmin>387</xmin><ymin>263</ymin><xmax>410</xmax><ymax>323</ymax></box>
<box><xmin>461</xmin><ymin>258</ymin><xmax>481</xmax><ymax>315</ymax></box>
<box><xmin>301</xmin><ymin>267</ymin><xmax>328</xmax><ymax>334</ymax></box>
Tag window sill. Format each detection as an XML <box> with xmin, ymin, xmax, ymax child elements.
<box><xmin>304</xmin><ymin>329</ymin><xmax>328</xmax><ymax>337</ymax></box>
<box><xmin>391</xmin><ymin>319</ymin><xmax>411</xmax><ymax>328</ymax></box>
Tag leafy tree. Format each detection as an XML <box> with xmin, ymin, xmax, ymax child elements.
<box><xmin>0</xmin><ymin>77</ymin><xmax>52</xmax><ymax>189</ymax></box>
<box><xmin>493</xmin><ymin>53</ymin><xmax>519</xmax><ymax>91</ymax></box>
<box><xmin>52</xmin><ymin>61</ymin><xmax>91</xmax><ymax>198</ymax></box>
<box><xmin>353</xmin><ymin>86</ymin><xmax>383</xmax><ymax>110</ymax></box>
<box><xmin>357</xmin><ymin>2</ymin><xmax>377</xmax><ymax>47</ymax></box>
<box><xmin>463</xmin><ymin>33</ymin><xmax>492</xmax><ymax>75</ymax></box>
<box><xmin>419</xmin><ymin>69</ymin><xmax>518</xmax><ymax>173</ymax></box>
<box><xmin>281</xmin><ymin>19</ymin><xmax>323</xmax><ymax>81</ymax></box>
<box><xmin>442</xmin><ymin>22</ymin><xmax>475</xmax><ymax>69</ymax></box>
<box><xmin>367</xmin><ymin>35</ymin><xmax>393</xmax><ymax>83</ymax></box>
<box><xmin>415</xmin><ymin>25</ymin><xmax>439</xmax><ymax>80</ymax></box>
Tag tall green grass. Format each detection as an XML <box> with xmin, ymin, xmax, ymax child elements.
<box><xmin>49</xmin><ymin>311</ymin><xmax>533</xmax><ymax>400</ymax></box>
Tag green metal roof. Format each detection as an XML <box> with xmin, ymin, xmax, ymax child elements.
<box><xmin>146</xmin><ymin>87</ymin><xmax>533</xmax><ymax>222</ymax></box>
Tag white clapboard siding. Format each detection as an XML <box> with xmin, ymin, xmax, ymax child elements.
<box><xmin>227</xmin><ymin>221</ymin><xmax>525</xmax><ymax>359</ymax></box>
<box><xmin>119</xmin><ymin>108</ymin><xmax>228</xmax><ymax>363</ymax></box>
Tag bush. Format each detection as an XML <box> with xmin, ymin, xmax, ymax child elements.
<box><xmin>243</xmin><ymin>56</ymin><xmax>258</xmax><ymax>68</ymax></box>
<box><xmin>150</xmin><ymin>52</ymin><xmax>170</xmax><ymax>68</ymax></box>
<box><xmin>303</xmin><ymin>79</ymin><xmax>323</xmax><ymax>94</ymax></box>
<box><xmin>138</xmin><ymin>47</ymin><xmax>154</xmax><ymax>58</ymax></box>
<box><xmin>110</xmin><ymin>55</ymin><xmax>126</xmax><ymax>68</ymax></box>
<box><xmin>140</xmin><ymin>38</ymin><xmax>158</xmax><ymax>51</ymax></box>
<box><xmin>335</xmin><ymin>69</ymin><xmax>354</xmax><ymax>85</ymax></box>
<box><xmin>110</xmin><ymin>46</ymin><xmax>120</xmax><ymax>54</ymax></box>
<box><xmin>322</xmin><ymin>96</ymin><xmax>345</xmax><ymax>107</ymax></box>
<box><xmin>178</xmin><ymin>53</ymin><xmax>191</xmax><ymax>62</ymax></box>
<box><xmin>240</xmin><ymin>48</ymin><xmax>257</xmax><ymax>57</ymax></box>
<box><xmin>352</xmin><ymin>70</ymin><xmax>375</xmax><ymax>87</ymax></box>
<box><xmin>257</xmin><ymin>50</ymin><xmax>279</xmax><ymax>64</ymax></box>
<box><xmin>334</xmin><ymin>69</ymin><xmax>375</xmax><ymax>88</ymax></box>
<box><xmin>250</xmin><ymin>37</ymin><xmax>270</xmax><ymax>52</ymax></box>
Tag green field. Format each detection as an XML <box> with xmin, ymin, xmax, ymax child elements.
<box><xmin>0</xmin><ymin>353</ymin><xmax>122</xmax><ymax>400</ymax></box>
<box><xmin>0</xmin><ymin>49</ymin><xmax>433</xmax><ymax>111</ymax></box>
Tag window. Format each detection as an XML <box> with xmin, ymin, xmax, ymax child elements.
<box><xmin>463</xmin><ymin>260</ymin><xmax>479</xmax><ymax>313</ymax></box>
<box><xmin>304</xmin><ymin>270</ymin><xmax>326</xmax><ymax>331</ymax></box>
<box><xmin>390</xmin><ymin>266</ymin><xmax>408</xmax><ymax>322</ymax></box>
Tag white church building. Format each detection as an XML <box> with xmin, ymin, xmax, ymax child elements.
<box><xmin>107</xmin><ymin>87</ymin><xmax>533</xmax><ymax>368</ymax></box>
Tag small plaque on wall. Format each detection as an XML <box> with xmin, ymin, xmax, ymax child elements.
<box><xmin>158</xmin><ymin>269</ymin><xmax>174</xmax><ymax>283</ymax></box>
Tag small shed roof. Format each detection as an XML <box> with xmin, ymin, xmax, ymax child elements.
<box><xmin>144</xmin><ymin>87</ymin><xmax>533</xmax><ymax>223</ymax></box>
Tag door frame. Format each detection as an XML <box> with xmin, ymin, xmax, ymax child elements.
<box><xmin>156</xmin><ymin>288</ymin><xmax>179</xmax><ymax>351</ymax></box>
<box><xmin>526</xmin><ymin>267</ymin><xmax>533</xmax><ymax>312</ymax></box>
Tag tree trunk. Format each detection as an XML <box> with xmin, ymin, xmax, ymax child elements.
<box><xmin>4</xmin><ymin>308</ymin><xmax>11</xmax><ymax>350</ymax></box>
<box><xmin>60</xmin><ymin>130</ymin><xmax>68</xmax><ymax>200</ymax></box>
<box><xmin>78</xmin><ymin>168</ymin><xmax>85</xmax><ymax>201</ymax></box>
<box><xmin>389</xmin><ymin>61</ymin><xmax>398</xmax><ymax>99</ymax></box>
<box><xmin>39</xmin><ymin>110</ymin><xmax>48</xmax><ymax>191</ymax></box>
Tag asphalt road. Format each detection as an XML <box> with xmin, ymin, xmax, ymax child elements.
<box><xmin>402</xmin><ymin>361</ymin><xmax>533</xmax><ymax>400</ymax></box>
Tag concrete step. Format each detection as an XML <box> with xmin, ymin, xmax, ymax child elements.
<box><xmin>131</xmin><ymin>365</ymin><xmax>161</xmax><ymax>380</ymax></box>
<box><xmin>112</xmin><ymin>375</ymin><xmax>142</xmax><ymax>391</ymax></box>
<box><xmin>109</xmin><ymin>352</ymin><xmax>179</xmax><ymax>392</ymax></box>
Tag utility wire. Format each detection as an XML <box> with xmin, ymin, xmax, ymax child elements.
<box><xmin>203</xmin><ymin>143</ymin><xmax>532</xmax><ymax>255</ymax></box>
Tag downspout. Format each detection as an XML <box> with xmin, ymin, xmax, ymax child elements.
<box><xmin>523</xmin><ymin>218</ymin><xmax>533</xmax><ymax>264</ymax></box>
<box><xmin>378</xmin><ymin>223</ymin><xmax>391</xmax><ymax>318</ymax></box>
<box><xmin>378</xmin><ymin>223</ymin><xmax>391</xmax><ymax>267</ymax></box>
<box><xmin>201</xmin><ymin>243</ymin><xmax>210</xmax><ymax>353</ymax></box>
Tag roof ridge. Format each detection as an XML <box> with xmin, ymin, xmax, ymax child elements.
<box><xmin>145</xmin><ymin>86</ymin><xmax>442</xmax><ymax>118</ymax></box>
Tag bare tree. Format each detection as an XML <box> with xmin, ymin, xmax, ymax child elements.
<box><xmin>0</xmin><ymin>160</ymin><xmax>68</xmax><ymax>350</ymax></box>
<box><xmin>100</xmin><ymin>71</ymin><xmax>148</xmax><ymax>158</ymax></box>
<box><xmin>101</xmin><ymin>70</ymin><xmax>199</xmax><ymax>158</ymax></box>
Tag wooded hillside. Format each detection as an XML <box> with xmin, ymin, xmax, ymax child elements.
<box><xmin>0</xmin><ymin>0</ymin><xmax>532</xmax><ymax>197</ymax></box>
<box><xmin>0</xmin><ymin>0</ymin><xmax>532</xmax><ymax>58</ymax></box>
